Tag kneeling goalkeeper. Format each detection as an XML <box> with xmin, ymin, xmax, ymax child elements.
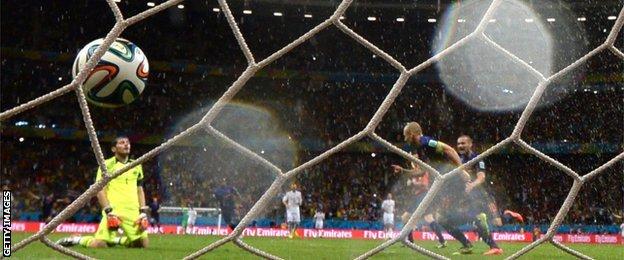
<box><xmin>58</xmin><ymin>136</ymin><xmax>150</xmax><ymax>248</ymax></box>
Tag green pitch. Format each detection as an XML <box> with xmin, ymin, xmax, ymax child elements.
<box><xmin>10</xmin><ymin>233</ymin><xmax>622</xmax><ymax>259</ymax></box>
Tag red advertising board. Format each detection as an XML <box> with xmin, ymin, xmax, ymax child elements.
<box><xmin>10</xmin><ymin>221</ymin><xmax>621</xmax><ymax>245</ymax></box>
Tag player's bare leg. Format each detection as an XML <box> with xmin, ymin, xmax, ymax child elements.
<box><xmin>128</xmin><ymin>237</ymin><xmax>149</xmax><ymax>248</ymax></box>
<box><xmin>287</xmin><ymin>221</ymin><xmax>294</xmax><ymax>238</ymax></box>
<box><xmin>401</xmin><ymin>212</ymin><xmax>414</xmax><ymax>243</ymax></box>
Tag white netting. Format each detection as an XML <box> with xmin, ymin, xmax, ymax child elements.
<box><xmin>1</xmin><ymin>0</ymin><xmax>623</xmax><ymax>259</ymax></box>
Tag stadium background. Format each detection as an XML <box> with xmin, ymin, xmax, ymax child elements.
<box><xmin>1</xmin><ymin>0</ymin><xmax>622</xmax><ymax>243</ymax></box>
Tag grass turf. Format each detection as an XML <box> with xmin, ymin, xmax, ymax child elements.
<box><xmin>9</xmin><ymin>232</ymin><xmax>622</xmax><ymax>259</ymax></box>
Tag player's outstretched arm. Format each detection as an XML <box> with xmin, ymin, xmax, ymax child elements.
<box><xmin>391</xmin><ymin>164</ymin><xmax>424</xmax><ymax>177</ymax></box>
<box><xmin>437</xmin><ymin>141</ymin><xmax>462</xmax><ymax>166</ymax></box>
<box><xmin>437</xmin><ymin>141</ymin><xmax>471</xmax><ymax>181</ymax></box>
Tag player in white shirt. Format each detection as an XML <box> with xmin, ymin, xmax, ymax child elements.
<box><xmin>381</xmin><ymin>193</ymin><xmax>396</xmax><ymax>238</ymax></box>
<box><xmin>314</xmin><ymin>208</ymin><xmax>325</xmax><ymax>229</ymax></box>
<box><xmin>620</xmin><ymin>222</ymin><xmax>624</xmax><ymax>244</ymax></box>
<box><xmin>282</xmin><ymin>183</ymin><xmax>302</xmax><ymax>238</ymax></box>
<box><xmin>187</xmin><ymin>206</ymin><xmax>198</xmax><ymax>234</ymax></box>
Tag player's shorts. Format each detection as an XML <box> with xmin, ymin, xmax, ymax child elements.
<box><xmin>286</xmin><ymin>208</ymin><xmax>300</xmax><ymax>223</ymax></box>
<box><xmin>407</xmin><ymin>192</ymin><xmax>427</xmax><ymax>213</ymax></box>
<box><xmin>315</xmin><ymin>220</ymin><xmax>323</xmax><ymax>229</ymax></box>
<box><xmin>467</xmin><ymin>187</ymin><xmax>497</xmax><ymax>218</ymax></box>
<box><xmin>187</xmin><ymin>216</ymin><xmax>197</xmax><ymax>226</ymax></box>
<box><xmin>383</xmin><ymin>213</ymin><xmax>394</xmax><ymax>225</ymax></box>
<box><xmin>437</xmin><ymin>209</ymin><xmax>472</xmax><ymax>228</ymax></box>
<box><xmin>94</xmin><ymin>209</ymin><xmax>147</xmax><ymax>245</ymax></box>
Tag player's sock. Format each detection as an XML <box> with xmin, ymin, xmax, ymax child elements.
<box><xmin>407</xmin><ymin>229</ymin><xmax>414</xmax><ymax>243</ymax></box>
<box><xmin>293</xmin><ymin>224</ymin><xmax>300</xmax><ymax>237</ymax></box>
<box><xmin>476</xmin><ymin>213</ymin><xmax>490</xmax><ymax>233</ymax></box>
<box><xmin>429</xmin><ymin>221</ymin><xmax>446</xmax><ymax>245</ymax></box>
<box><xmin>57</xmin><ymin>235</ymin><xmax>83</xmax><ymax>247</ymax></box>
<box><xmin>446</xmin><ymin>228</ymin><xmax>471</xmax><ymax>248</ymax></box>
<box><xmin>475</xmin><ymin>213</ymin><xmax>499</xmax><ymax>249</ymax></box>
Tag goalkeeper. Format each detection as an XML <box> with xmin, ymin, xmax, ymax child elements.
<box><xmin>58</xmin><ymin>136</ymin><xmax>150</xmax><ymax>248</ymax></box>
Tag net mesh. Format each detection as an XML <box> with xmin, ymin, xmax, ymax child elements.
<box><xmin>1</xmin><ymin>0</ymin><xmax>623</xmax><ymax>259</ymax></box>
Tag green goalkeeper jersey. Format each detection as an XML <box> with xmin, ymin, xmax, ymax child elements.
<box><xmin>96</xmin><ymin>156</ymin><xmax>144</xmax><ymax>212</ymax></box>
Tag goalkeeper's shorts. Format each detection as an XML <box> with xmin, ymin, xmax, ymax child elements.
<box><xmin>94</xmin><ymin>210</ymin><xmax>148</xmax><ymax>245</ymax></box>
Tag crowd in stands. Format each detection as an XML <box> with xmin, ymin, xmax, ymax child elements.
<box><xmin>2</xmin><ymin>137</ymin><xmax>621</xmax><ymax>233</ymax></box>
<box><xmin>2</xmin><ymin>0</ymin><xmax>622</xmax><ymax>233</ymax></box>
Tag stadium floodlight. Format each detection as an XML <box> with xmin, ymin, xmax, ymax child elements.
<box><xmin>212</xmin><ymin>8</ymin><xmax>220</xmax><ymax>12</ymax></box>
<box><xmin>273</xmin><ymin>12</ymin><xmax>283</xmax><ymax>17</ymax></box>
<box><xmin>396</xmin><ymin>17</ymin><xmax>405</xmax><ymax>22</ymax></box>
<box><xmin>304</xmin><ymin>14</ymin><xmax>313</xmax><ymax>18</ymax></box>
<box><xmin>367</xmin><ymin>16</ymin><xmax>377</xmax><ymax>21</ymax></box>
<box><xmin>147</xmin><ymin>2</ymin><xmax>155</xmax><ymax>7</ymax></box>
<box><xmin>243</xmin><ymin>10</ymin><xmax>252</xmax><ymax>14</ymax></box>
<box><xmin>547</xmin><ymin>18</ymin><xmax>555</xmax><ymax>22</ymax></box>
<box><xmin>177</xmin><ymin>4</ymin><xmax>184</xmax><ymax>9</ymax></box>
<box><xmin>608</xmin><ymin>16</ymin><xmax>616</xmax><ymax>20</ymax></box>
<box><xmin>577</xmin><ymin>17</ymin><xmax>586</xmax><ymax>21</ymax></box>
<box><xmin>427</xmin><ymin>18</ymin><xmax>436</xmax><ymax>23</ymax></box>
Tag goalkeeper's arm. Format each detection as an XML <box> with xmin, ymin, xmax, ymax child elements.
<box><xmin>96</xmin><ymin>189</ymin><xmax>111</xmax><ymax>211</ymax></box>
<box><xmin>136</xmin><ymin>182</ymin><xmax>150</xmax><ymax>230</ymax></box>
<box><xmin>97</xmin><ymin>189</ymin><xmax>122</xmax><ymax>229</ymax></box>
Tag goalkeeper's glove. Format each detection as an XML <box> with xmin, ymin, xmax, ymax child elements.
<box><xmin>136</xmin><ymin>206</ymin><xmax>150</xmax><ymax>230</ymax></box>
<box><xmin>104</xmin><ymin>207</ymin><xmax>121</xmax><ymax>230</ymax></box>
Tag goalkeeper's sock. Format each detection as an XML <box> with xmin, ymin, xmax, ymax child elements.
<box><xmin>110</xmin><ymin>236</ymin><xmax>129</xmax><ymax>247</ymax></box>
<box><xmin>78</xmin><ymin>236</ymin><xmax>94</xmax><ymax>247</ymax></box>
<box><xmin>429</xmin><ymin>222</ymin><xmax>446</xmax><ymax>244</ymax></box>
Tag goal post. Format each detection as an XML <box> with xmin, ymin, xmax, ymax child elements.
<box><xmin>158</xmin><ymin>206</ymin><xmax>223</xmax><ymax>234</ymax></box>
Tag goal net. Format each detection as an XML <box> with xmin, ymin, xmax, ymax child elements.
<box><xmin>1</xmin><ymin>0</ymin><xmax>622</xmax><ymax>259</ymax></box>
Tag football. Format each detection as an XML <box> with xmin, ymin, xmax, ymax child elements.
<box><xmin>72</xmin><ymin>38</ymin><xmax>149</xmax><ymax>108</ymax></box>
